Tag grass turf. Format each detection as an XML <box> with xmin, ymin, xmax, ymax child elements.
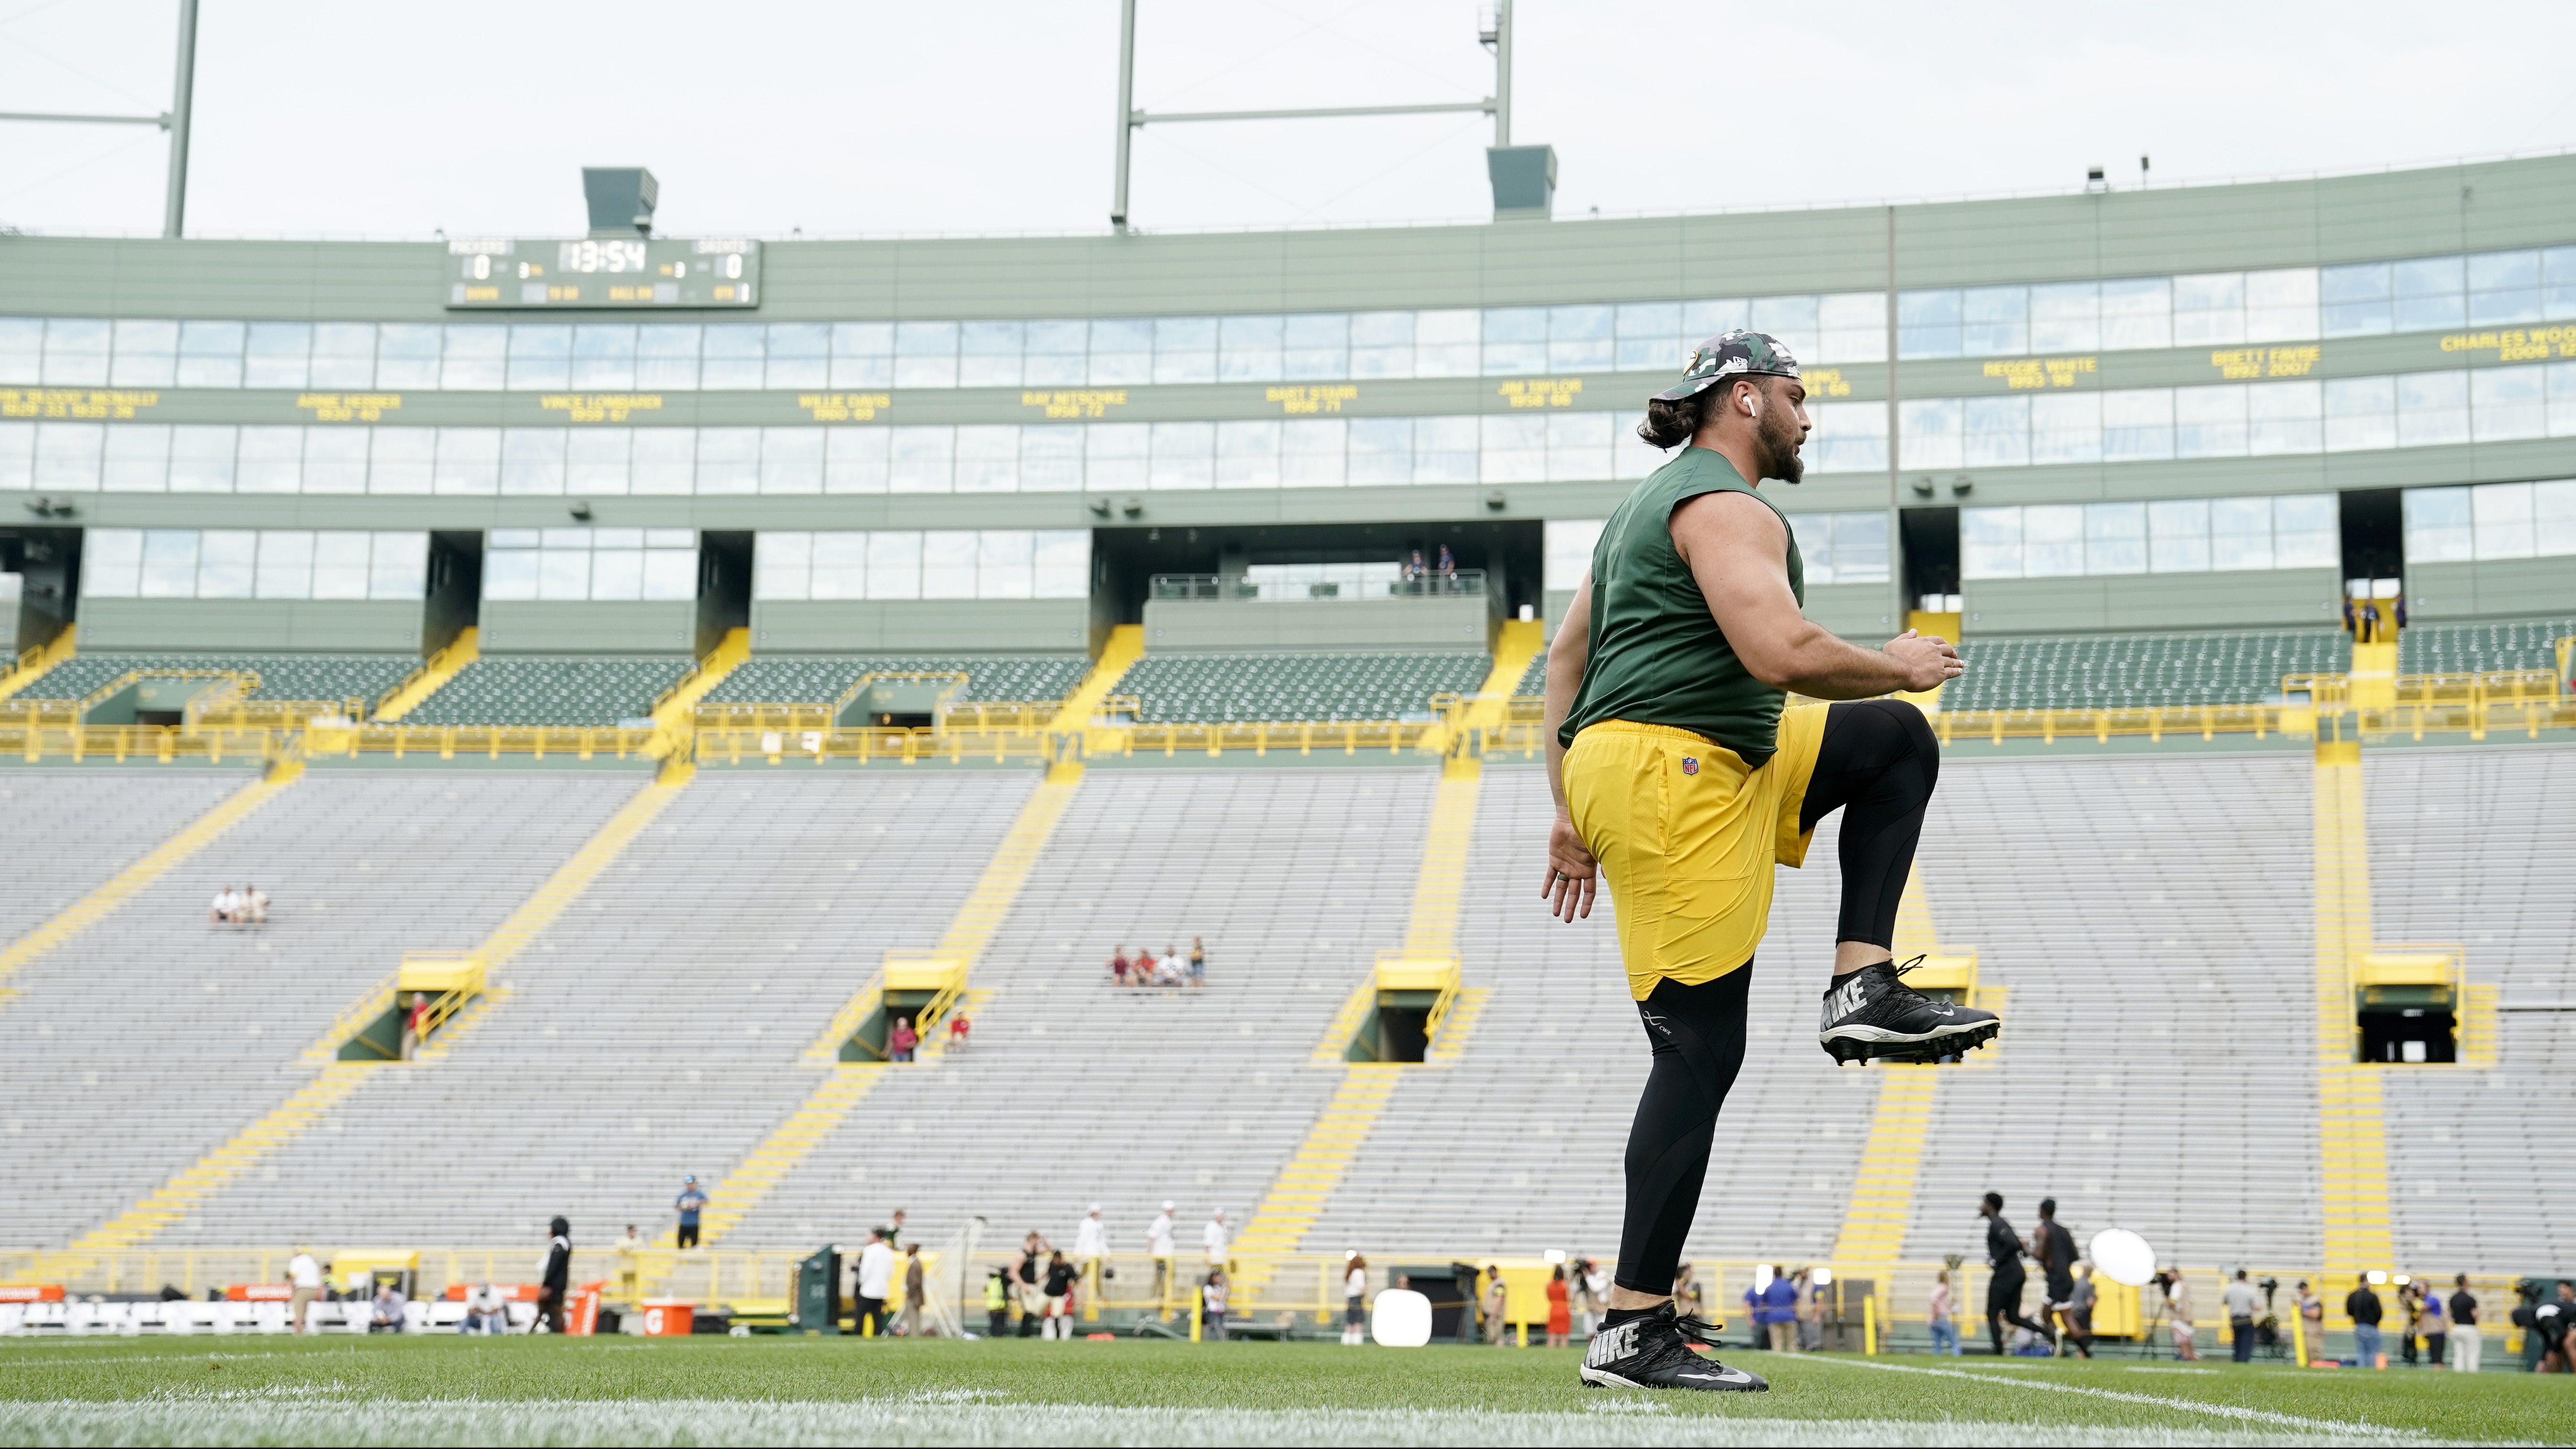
<box><xmin>0</xmin><ymin>1337</ymin><xmax>2558</xmax><ymax>1446</ymax></box>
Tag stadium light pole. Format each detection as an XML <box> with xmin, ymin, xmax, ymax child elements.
<box><xmin>1109</xmin><ymin>0</ymin><xmax>1506</xmax><ymax>231</ymax></box>
<box><xmin>163</xmin><ymin>0</ymin><xmax>201</xmax><ymax>239</ymax></box>
<box><xmin>0</xmin><ymin>0</ymin><xmax>199</xmax><ymax>238</ymax></box>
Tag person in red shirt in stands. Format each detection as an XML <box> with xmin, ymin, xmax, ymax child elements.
<box><xmin>947</xmin><ymin>1011</ymin><xmax>971</xmax><ymax>1052</ymax></box>
<box><xmin>1111</xmin><ymin>946</ymin><xmax>1130</xmax><ymax>987</ymax></box>
<box><xmin>888</xmin><ymin>1015</ymin><xmax>918</xmax><ymax>1063</ymax></box>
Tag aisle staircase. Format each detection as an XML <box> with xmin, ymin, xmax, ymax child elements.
<box><xmin>2312</xmin><ymin>740</ymin><xmax>2395</xmax><ymax>1278</ymax></box>
<box><xmin>1227</xmin><ymin>1066</ymin><xmax>1405</xmax><ymax>1271</ymax></box>
<box><xmin>681</xmin><ymin>1066</ymin><xmax>888</xmax><ymax>1247</ymax></box>
<box><xmin>1061</xmin><ymin>625</ymin><xmax>1145</xmax><ymax>745</ymax></box>
<box><xmin>372</xmin><ymin>628</ymin><xmax>477</xmax><ymax>722</ymax></box>
<box><xmin>0</xmin><ymin>765</ymin><xmax>299</xmax><ymax>999</ymax></box>
<box><xmin>45</xmin><ymin>772</ymin><xmax>689</xmax><ymax>1265</ymax></box>
<box><xmin>28</xmin><ymin>1065</ymin><xmax>375</xmax><ymax>1278</ymax></box>
<box><xmin>1235</xmin><ymin>744</ymin><xmax>1491</xmax><ymax>1293</ymax></box>
<box><xmin>652</xmin><ymin>628</ymin><xmax>750</xmax><ymax>738</ymax></box>
<box><xmin>688</xmin><ymin>762</ymin><xmax>1087</xmax><ymax>1258</ymax></box>
<box><xmin>0</xmin><ymin>625</ymin><xmax>75</xmax><ymax>701</ymax></box>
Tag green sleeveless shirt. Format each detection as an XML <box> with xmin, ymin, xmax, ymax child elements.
<box><xmin>1558</xmin><ymin>447</ymin><xmax>1805</xmax><ymax>765</ymax></box>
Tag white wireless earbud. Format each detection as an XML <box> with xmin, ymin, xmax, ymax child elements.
<box><xmin>1743</xmin><ymin>390</ymin><xmax>1761</xmax><ymax>418</ymax></box>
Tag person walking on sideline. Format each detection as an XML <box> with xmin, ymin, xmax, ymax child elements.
<box><xmin>538</xmin><ymin>1217</ymin><xmax>571</xmax><ymax>1334</ymax></box>
<box><xmin>1042</xmin><ymin>1250</ymin><xmax>1079</xmax><ymax>1340</ymax></box>
<box><xmin>2419</xmin><ymin>1279</ymin><xmax>2449</xmax><ymax>1369</ymax></box>
<box><xmin>1201</xmin><ymin>1268</ymin><xmax>1229</xmax><ymax>1342</ymax></box>
<box><xmin>1981</xmin><ymin>1194</ymin><xmax>2052</xmax><ymax>1354</ymax></box>
<box><xmin>286</xmin><ymin>1246</ymin><xmax>323</xmax><ymax>1335</ymax></box>
<box><xmin>853</xmin><ymin>1227</ymin><xmax>894</xmax><ymax>1336</ymax></box>
<box><xmin>983</xmin><ymin>1269</ymin><xmax>1011</xmax><ymax>1338</ymax></box>
<box><xmin>2347</xmin><ymin>1274</ymin><xmax>2386</xmax><ymax>1368</ymax></box>
<box><xmin>2449</xmin><ymin>1275</ymin><xmax>2482</xmax><ymax>1372</ymax></box>
<box><xmin>1342</xmin><ymin>1254</ymin><xmax>1370</xmax><ymax>1346</ymax></box>
<box><xmin>673</xmin><ymin>1175</ymin><xmax>709</xmax><ymax>1250</ymax></box>
<box><xmin>1146</xmin><ymin>1201</ymin><xmax>1177</xmax><ymax>1315</ymax></box>
<box><xmin>2167</xmin><ymin>1273</ymin><xmax>2199</xmax><ymax>1360</ymax></box>
<box><xmin>1928</xmin><ymin>1268</ymin><xmax>1959</xmax><ymax>1356</ymax></box>
<box><xmin>897</xmin><ymin>1244</ymin><xmax>928</xmax><ymax>1337</ymax></box>
<box><xmin>1545</xmin><ymin>1265</ymin><xmax>1573</xmax><ymax>1349</ymax></box>
<box><xmin>2225</xmin><ymin>1269</ymin><xmax>2262</xmax><ymax>1363</ymax></box>
<box><xmin>613</xmin><ymin>1224</ymin><xmax>643</xmax><ymax>1302</ymax></box>
<box><xmin>1482</xmin><ymin>1265</ymin><xmax>1510</xmax><ymax>1347</ymax></box>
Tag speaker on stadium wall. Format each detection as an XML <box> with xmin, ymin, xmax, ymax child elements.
<box><xmin>1372</xmin><ymin>1289</ymin><xmax>1432</xmax><ymax>1348</ymax></box>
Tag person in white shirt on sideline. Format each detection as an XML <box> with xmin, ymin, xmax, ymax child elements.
<box><xmin>1146</xmin><ymin>1201</ymin><xmax>1177</xmax><ymax>1314</ymax></box>
<box><xmin>853</xmin><ymin>1226</ymin><xmax>896</xmax><ymax>1335</ymax></box>
<box><xmin>1204</xmin><ymin>1208</ymin><xmax>1231</xmax><ymax>1273</ymax></box>
<box><xmin>286</xmin><ymin>1246</ymin><xmax>324</xmax><ymax>1335</ymax></box>
<box><xmin>1073</xmin><ymin>1204</ymin><xmax>1108</xmax><ymax>1301</ymax></box>
<box><xmin>461</xmin><ymin>1283</ymin><xmax>509</xmax><ymax>1335</ymax></box>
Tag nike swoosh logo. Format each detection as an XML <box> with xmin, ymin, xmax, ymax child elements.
<box><xmin>1680</xmin><ymin>1370</ymin><xmax>1754</xmax><ymax>1383</ymax></box>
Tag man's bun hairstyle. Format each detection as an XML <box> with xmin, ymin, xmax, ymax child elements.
<box><xmin>1638</xmin><ymin>376</ymin><xmax>1762</xmax><ymax>450</ymax></box>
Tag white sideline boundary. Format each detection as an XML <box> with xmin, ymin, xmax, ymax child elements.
<box><xmin>1814</xmin><ymin>1357</ymin><xmax>2421</xmax><ymax>1440</ymax></box>
<box><xmin>0</xmin><ymin>1397</ymin><xmax>2423</xmax><ymax>1449</ymax></box>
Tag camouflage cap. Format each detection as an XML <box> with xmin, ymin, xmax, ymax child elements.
<box><xmin>1651</xmin><ymin>328</ymin><xmax>1801</xmax><ymax>403</ymax></box>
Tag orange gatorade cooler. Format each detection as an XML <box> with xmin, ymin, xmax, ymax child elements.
<box><xmin>639</xmin><ymin>1299</ymin><xmax>694</xmax><ymax>1337</ymax></box>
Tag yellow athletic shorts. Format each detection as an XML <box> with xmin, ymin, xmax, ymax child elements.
<box><xmin>1562</xmin><ymin>707</ymin><xmax>1829</xmax><ymax>1002</ymax></box>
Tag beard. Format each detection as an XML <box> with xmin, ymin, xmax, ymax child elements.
<box><xmin>1754</xmin><ymin>405</ymin><xmax>1805</xmax><ymax>484</ymax></box>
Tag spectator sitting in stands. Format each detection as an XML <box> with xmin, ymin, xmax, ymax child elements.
<box><xmin>947</xmin><ymin>1010</ymin><xmax>971</xmax><ymax>1052</ymax></box>
<box><xmin>209</xmin><ymin>885</ymin><xmax>239</xmax><ymax>926</ymax></box>
<box><xmin>461</xmin><ymin>1282</ymin><xmax>508</xmax><ymax>1335</ymax></box>
<box><xmin>244</xmin><ymin>883</ymin><xmax>268</xmax><ymax>926</ymax></box>
<box><xmin>1188</xmin><ymin>937</ymin><xmax>1206</xmax><ymax>990</ymax></box>
<box><xmin>1110</xmin><ymin>946</ymin><xmax>1130</xmax><ymax>987</ymax></box>
<box><xmin>369</xmin><ymin>1280</ymin><xmax>407</xmax><ymax>1333</ymax></box>
<box><xmin>1132</xmin><ymin>946</ymin><xmax>1156</xmax><ymax>986</ymax></box>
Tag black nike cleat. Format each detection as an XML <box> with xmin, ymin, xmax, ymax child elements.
<box><xmin>1818</xmin><ymin>955</ymin><xmax>2001</xmax><ymax>1065</ymax></box>
<box><xmin>1578</xmin><ymin>1304</ymin><xmax>1769</xmax><ymax>1392</ymax></box>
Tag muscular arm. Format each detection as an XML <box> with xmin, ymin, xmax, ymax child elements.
<box><xmin>1540</xmin><ymin>581</ymin><xmax>1597</xmax><ymax>921</ymax></box>
<box><xmin>1669</xmin><ymin>491</ymin><xmax>1961</xmax><ymax>699</ymax></box>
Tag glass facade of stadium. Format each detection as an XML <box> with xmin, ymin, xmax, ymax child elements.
<box><xmin>1</xmin><ymin>153</ymin><xmax>2570</xmax><ymax>658</ymax></box>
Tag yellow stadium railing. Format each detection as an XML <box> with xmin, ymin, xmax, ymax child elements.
<box><xmin>695</xmin><ymin>724</ymin><xmax>1055</xmax><ymax>767</ymax></box>
<box><xmin>0</xmin><ymin>724</ymin><xmax>285</xmax><ymax>766</ymax></box>
<box><xmin>302</xmin><ymin>723</ymin><xmax>664</xmax><ymax>763</ymax></box>
<box><xmin>0</xmin><ymin>1245</ymin><xmax>2522</xmax><ymax>1349</ymax></box>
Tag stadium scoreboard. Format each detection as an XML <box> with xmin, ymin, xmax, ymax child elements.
<box><xmin>446</xmin><ymin>237</ymin><xmax>759</xmax><ymax>309</ymax></box>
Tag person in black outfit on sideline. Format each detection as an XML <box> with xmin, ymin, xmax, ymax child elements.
<box><xmin>539</xmin><ymin>1216</ymin><xmax>571</xmax><ymax>1334</ymax></box>
<box><xmin>1980</xmin><ymin>1192</ymin><xmax>2051</xmax><ymax>1354</ymax></box>
<box><xmin>2032</xmin><ymin>1198</ymin><xmax>2079</xmax><ymax>1351</ymax></box>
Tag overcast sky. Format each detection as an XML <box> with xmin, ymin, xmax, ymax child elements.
<box><xmin>1</xmin><ymin>0</ymin><xmax>2568</xmax><ymax>239</ymax></box>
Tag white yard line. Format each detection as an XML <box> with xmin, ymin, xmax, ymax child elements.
<box><xmin>1815</xmin><ymin>1357</ymin><xmax>2420</xmax><ymax>1439</ymax></box>
<box><xmin>0</xmin><ymin>1397</ymin><xmax>2400</xmax><ymax>1449</ymax></box>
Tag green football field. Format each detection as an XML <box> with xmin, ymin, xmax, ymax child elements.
<box><xmin>0</xmin><ymin>1336</ymin><xmax>2558</xmax><ymax>1446</ymax></box>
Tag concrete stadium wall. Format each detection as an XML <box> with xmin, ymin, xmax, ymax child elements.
<box><xmin>749</xmin><ymin>599</ymin><xmax>1088</xmax><ymax>652</ymax></box>
<box><xmin>1964</xmin><ymin>569</ymin><xmax>2342</xmax><ymax>636</ymax></box>
<box><xmin>2405</xmin><ymin>559</ymin><xmax>2573</xmax><ymax>620</ymax></box>
<box><xmin>76</xmin><ymin>598</ymin><xmax>423</xmax><ymax>653</ymax></box>
<box><xmin>1141</xmin><ymin>597</ymin><xmax>1489</xmax><ymax>652</ymax></box>
<box><xmin>477</xmin><ymin>600</ymin><xmax>696</xmax><ymax>653</ymax></box>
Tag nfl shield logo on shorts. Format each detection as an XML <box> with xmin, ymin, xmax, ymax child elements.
<box><xmin>1681</xmin><ymin>757</ymin><xmax>1698</xmax><ymax>775</ymax></box>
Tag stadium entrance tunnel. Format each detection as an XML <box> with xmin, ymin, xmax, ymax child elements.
<box><xmin>838</xmin><ymin>671</ymin><xmax>967</xmax><ymax>731</ymax></box>
<box><xmin>840</xmin><ymin>954</ymin><xmax>966</xmax><ymax>1062</ymax></box>
<box><xmin>1344</xmin><ymin>955</ymin><xmax>1458</xmax><ymax>1064</ymax></box>
<box><xmin>340</xmin><ymin>955</ymin><xmax>486</xmax><ymax>1061</ymax></box>
<box><xmin>80</xmin><ymin>671</ymin><xmax>244</xmax><ymax>727</ymax></box>
<box><xmin>2353</xmin><ymin>948</ymin><xmax>2465</xmax><ymax>1064</ymax></box>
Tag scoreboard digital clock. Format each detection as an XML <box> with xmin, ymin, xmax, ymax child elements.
<box><xmin>445</xmin><ymin>237</ymin><xmax>760</xmax><ymax>309</ymax></box>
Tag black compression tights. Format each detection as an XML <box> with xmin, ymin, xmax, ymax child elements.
<box><xmin>1611</xmin><ymin>699</ymin><xmax>1940</xmax><ymax>1295</ymax></box>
